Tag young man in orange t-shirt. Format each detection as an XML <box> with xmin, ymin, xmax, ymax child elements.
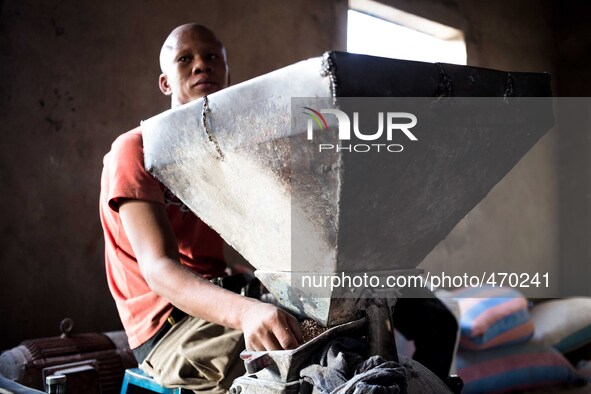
<box><xmin>100</xmin><ymin>24</ymin><xmax>302</xmax><ymax>393</ymax></box>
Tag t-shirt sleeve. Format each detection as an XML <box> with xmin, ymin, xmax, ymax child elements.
<box><xmin>104</xmin><ymin>131</ymin><xmax>165</xmax><ymax>212</ymax></box>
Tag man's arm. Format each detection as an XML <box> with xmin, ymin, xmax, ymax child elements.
<box><xmin>119</xmin><ymin>199</ymin><xmax>302</xmax><ymax>351</ymax></box>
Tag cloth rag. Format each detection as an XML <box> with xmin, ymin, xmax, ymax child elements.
<box><xmin>300</xmin><ymin>337</ymin><xmax>408</xmax><ymax>394</ymax></box>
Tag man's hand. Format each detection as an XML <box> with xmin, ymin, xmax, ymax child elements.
<box><xmin>240</xmin><ymin>301</ymin><xmax>303</xmax><ymax>351</ymax></box>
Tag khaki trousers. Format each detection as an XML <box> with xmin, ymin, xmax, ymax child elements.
<box><xmin>139</xmin><ymin>316</ymin><xmax>246</xmax><ymax>393</ymax></box>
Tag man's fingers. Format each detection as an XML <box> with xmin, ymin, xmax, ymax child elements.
<box><xmin>273</xmin><ymin>313</ymin><xmax>303</xmax><ymax>350</ymax></box>
<box><xmin>263</xmin><ymin>333</ymin><xmax>283</xmax><ymax>351</ymax></box>
<box><xmin>246</xmin><ymin>330</ymin><xmax>282</xmax><ymax>351</ymax></box>
<box><xmin>273</xmin><ymin>325</ymin><xmax>299</xmax><ymax>350</ymax></box>
<box><xmin>241</xmin><ymin>303</ymin><xmax>304</xmax><ymax>351</ymax></box>
<box><xmin>286</xmin><ymin>315</ymin><xmax>304</xmax><ymax>344</ymax></box>
<box><xmin>245</xmin><ymin>336</ymin><xmax>259</xmax><ymax>351</ymax></box>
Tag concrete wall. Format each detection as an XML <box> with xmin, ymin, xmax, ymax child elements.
<box><xmin>555</xmin><ymin>0</ymin><xmax>591</xmax><ymax>296</ymax></box>
<box><xmin>1</xmin><ymin>0</ymin><xmax>589</xmax><ymax>350</ymax></box>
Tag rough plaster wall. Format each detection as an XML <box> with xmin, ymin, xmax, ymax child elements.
<box><xmin>0</xmin><ymin>0</ymin><xmax>347</xmax><ymax>350</ymax></box>
<box><xmin>555</xmin><ymin>0</ymin><xmax>591</xmax><ymax>296</ymax></box>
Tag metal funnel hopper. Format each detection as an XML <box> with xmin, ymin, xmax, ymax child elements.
<box><xmin>142</xmin><ymin>51</ymin><xmax>553</xmax><ymax>326</ymax></box>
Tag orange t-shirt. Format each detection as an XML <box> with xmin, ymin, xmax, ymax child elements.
<box><xmin>99</xmin><ymin>128</ymin><xmax>227</xmax><ymax>349</ymax></box>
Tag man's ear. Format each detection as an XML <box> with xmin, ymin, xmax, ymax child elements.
<box><xmin>159</xmin><ymin>73</ymin><xmax>172</xmax><ymax>96</ymax></box>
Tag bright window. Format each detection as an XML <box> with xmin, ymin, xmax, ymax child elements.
<box><xmin>347</xmin><ymin>0</ymin><xmax>466</xmax><ymax>65</ymax></box>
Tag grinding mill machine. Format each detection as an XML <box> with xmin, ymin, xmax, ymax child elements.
<box><xmin>141</xmin><ymin>51</ymin><xmax>553</xmax><ymax>392</ymax></box>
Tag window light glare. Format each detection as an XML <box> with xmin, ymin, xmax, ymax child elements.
<box><xmin>347</xmin><ymin>9</ymin><xmax>467</xmax><ymax>65</ymax></box>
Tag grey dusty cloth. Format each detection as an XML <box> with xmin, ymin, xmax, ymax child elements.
<box><xmin>300</xmin><ymin>337</ymin><xmax>408</xmax><ymax>394</ymax></box>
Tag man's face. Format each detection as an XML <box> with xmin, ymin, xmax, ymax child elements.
<box><xmin>159</xmin><ymin>26</ymin><xmax>229</xmax><ymax>107</ymax></box>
